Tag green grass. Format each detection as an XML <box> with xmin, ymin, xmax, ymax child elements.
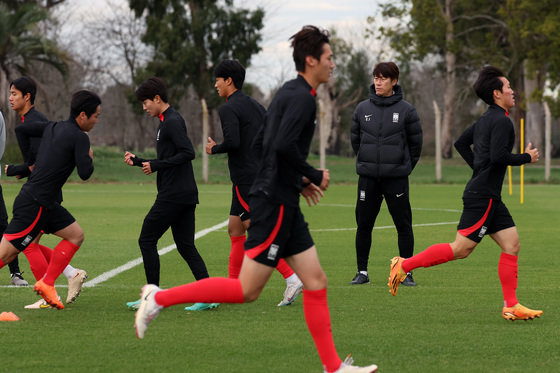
<box><xmin>0</xmin><ymin>180</ymin><xmax>558</xmax><ymax>372</ymax></box>
<box><xmin>4</xmin><ymin>146</ymin><xmax>557</xmax><ymax>185</ymax></box>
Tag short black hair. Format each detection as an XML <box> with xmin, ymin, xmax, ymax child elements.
<box><xmin>473</xmin><ymin>66</ymin><xmax>505</xmax><ymax>106</ymax></box>
<box><xmin>136</xmin><ymin>77</ymin><xmax>168</xmax><ymax>103</ymax></box>
<box><xmin>373</xmin><ymin>62</ymin><xmax>399</xmax><ymax>81</ymax></box>
<box><xmin>290</xmin><ymin>25</ymin><xmax>330</xmax><ymax>73</ymax></box>
<box><xmin>70</xmin><ymin>90</ymin><xmax>102</xmax><ymax>118</ymax></box>
<box><xmin>214</xmin><ymin>60</ymin><xmax>246</xmax><ymax>90</ymax></box>
<box><xmin>10</xmin><ymin>76</ymin><xmax>37</xmax><ymax>104</ymax></box>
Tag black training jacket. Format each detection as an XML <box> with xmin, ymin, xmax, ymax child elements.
<box><xmin>212</xmin><ymin>90</ymin><xmax>266</xmax><ymax>185</ymax></box>
<box><xmin>132</xmin><ymin>106</ymin><xmax>198</xmax><ymax>205</ymax></box>
<box><xmin>454</xmin><ymin>104</ymin><xmax>531</xmax><ymax>200</ymax></box>
<box><xmin>21</xmin><ymin>118</ymin><xmax>93</xmax><ymax>208</ymax></box>
<box><xmin>350</xmin><ymin>84</ymin><xmax>422</xmax><ymax>178</ymax></box>
<box><xmin>16</xmin><ymin>107</ymin><xmax>49</xmax><ymax>166</ymax></box>
<box><xmin>250</xmin><ymin>75</ymin><xmax>323</xmax><ymax>206</ymax></box>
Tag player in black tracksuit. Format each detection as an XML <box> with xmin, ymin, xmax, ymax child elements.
<box><xmin>350</xmin><ymin>62</ymin><xmax>422</xmax><ymax>286</ymax></box>
<box><xmin>0</xmin><ymin>90</ymin><xmax>101</xmax><ymax>309</ymax></box>
<box><xmin>206</xmin><ymin>60</ymin><xmax>303</xmax><ymax>307</ymax></box>
<box><xmin>5</xmin><ymin>77</ymin><xmax>85</xmax><ymax>304</ymax></box>
<box><xmin>387</xmin><ymin>66</ymin><xmax>542</xmax><ymax>321</ymax></box>
<box><xmin>5</xmin><ymin>107</ymin><xmax>49</xmax><ymax>178</ymax></box>
<box><xmin>125</xmin><ymin>77</ymin><xmax>210</xmax><ymax>309</ymax></box>
<box><xmin>132</xmin><ymin>26</ymin><xmax>377</xmax><ymax>372</ymax></box>
<box><xmin>4</xmin><ymin>77</ymin><xmax>55</xmax><ymax>285</ymax></box>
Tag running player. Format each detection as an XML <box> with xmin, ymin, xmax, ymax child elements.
<box><xmin>388</xmin><ymin>66</ymin><xmax>543</xmax><ymax>321</ymax></box>
<box><xmin>0</xmin><ymin>90</ymin><xmax>101</xmax><ymax>309</ymax></box>
<box><xmin>134</xmin><ymin>26</ymin><xmax>378</xmax><ymax>373</ymax></box>
<box><xmin>205</xmin><ymin>59</ymin><xmax>303</xmax><ymax>308</ymax></box>
<box><xmin>7</xmin><ymin>77</ymin><xmax>88</xmax><ymax>307</ymax></box>
<box><xmin>124</xmin><ymin>77</ymin><xmax>216</xmax><ymax>311</ymax></box>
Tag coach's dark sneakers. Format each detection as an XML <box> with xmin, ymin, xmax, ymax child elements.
<box><xmin>350</xmin><ymin>272</ymin><xmax>369</xmax><ymax>285</ymax></box>
<box><xmin>401</xmin><ymin>272</ymin><xmax>416</xmax><ymax>286</ymax></box>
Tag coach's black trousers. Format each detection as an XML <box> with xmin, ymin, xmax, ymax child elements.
<box><xmin>138</xmin><ymin>200</ymin><xmax>209</xmax><ymax>286</ymax></box>
<box><xmin>354</xmin><ymin>175</ymin><xmax>414</xmax><ymax>272</ymax></box>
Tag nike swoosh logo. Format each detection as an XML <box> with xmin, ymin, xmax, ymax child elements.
<box><xmin>396</xmin><ymin>193</ymin><xmax>404</xmax><ymax>198</ymax></box>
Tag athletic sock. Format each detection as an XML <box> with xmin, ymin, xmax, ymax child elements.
<box><xmin>286</xmin><ymin>273</ymin><xmax>300</xmax><ymax>285</ymax></box>
<box><xmin>275</xmin><ymin>258</ymin><xmax>294</xmax><ymax>279</ymax></box>
<box><xmin>303</xmin><ymin>289</ymin><xmax>342</xmax><ymax>373</ymax></box>
<box><xmin>22</xmin><ymin>243</ymin><xmax>49</xmax><ymax>281</ymax></box>
<box><xmin>499</xmin><ymin>252</ymin><xmax>519</xmax><ymax>308</ymax></box>
<box><xmin>402</xmin><ymin>243</ymin><xmax>454</xmax><ymax>273</ymax></box>
<box><xmin>37</xmin><ymin>243</ymin><xmax>76</xmax><ymax>279</ymax></box>
<box><xmin>154</xmin><ymin>277</ymin><xmax>244</xmax><ymax>307</ymax></box>
<box><xmin>0</xmin><ymin>258</ymin><xmax>5</xmax><ymax>269</ymax></box>
<box><xmin>228</xmin><ymin>235</ymin><xmax>246</xmax><ymax>279</ymax></box>
<box><xmin>42</xmin><ymin>240</ymin><xmax>80</xmax><ymax>286</ymax></box>
<box><xmin>38</xmin><ymin>244</ymin><xmax>53</xmax><ymax>262</ymax></box>
<box><xmin>63</xmin><ymin>266</ymin><xmax>78</xmax><ymax>279</ymax></box>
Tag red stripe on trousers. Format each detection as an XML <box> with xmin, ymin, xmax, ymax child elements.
<box><xmin>458</xmin><ymin>199</ymin><xmax>492</xmax><ymax>237</ymax></box>
<box><xmin>235</xmin><ymin>185</ymin><xmax>250</xmax><ymax>212</ymax></box>
<box><xmin>3</xmin><ymin>206</ymin><xmax>43</xmax><ymax>241</ymax></box>
<box><xmin>245</xmin><ymin>205</ymin><xmax>284</xmax><ymax>259</ymax></box>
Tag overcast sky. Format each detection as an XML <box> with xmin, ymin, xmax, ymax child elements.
<box><xmin>58</xmin><ymin>0</ymin><xmax>383</xmax><ymax>91</ymax></box>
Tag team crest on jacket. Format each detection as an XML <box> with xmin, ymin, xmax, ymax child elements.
<box><xmin>392</xmin><ymin>113</ymin><xmax>399</xmax><ymax>123</ymax></box>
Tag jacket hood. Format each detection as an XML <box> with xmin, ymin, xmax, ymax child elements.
<box><xmin>369</xmin><ymin>84</ymin><xmax>403</xmax><ymax>106</ymax></box>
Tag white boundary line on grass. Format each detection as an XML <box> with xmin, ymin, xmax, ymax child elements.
<box><xmin>1</xmin><ymin>213</ymin><xmax>459</xmax><ymax>288</ymax></box>
<box><xmin>82</xmin><ymin>219</ymin><xmax>229</xmax><ymax>288</ymax></box>
<box><xmin>310</xmin><ymin>221</ymin><xmax>459</xmax><ymax>232</ymax></box>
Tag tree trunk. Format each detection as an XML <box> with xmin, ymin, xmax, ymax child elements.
<box><xmin>523</xmin><ymin>60</ymin><xmax>544</xmax><ymax>152</ymax></box>
<box><xmin>441</xmin><ymin>0</ymin><xmax>456</xmax><ymax>159</ymax></box>
<box><xmin>317</xmin><ymin>82</ymin><xmax>338</xmax><ymax>156</ymax></box>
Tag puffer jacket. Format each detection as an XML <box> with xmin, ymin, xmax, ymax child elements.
<box><xmin>350</xmin><ymin>84</ymin><xmax>422</xmax><ymax>178</ymax></box>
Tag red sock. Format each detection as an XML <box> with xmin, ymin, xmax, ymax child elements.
<box><xmin>23</xmin><ymin>243</ymin><xmax>49</xmax><ymax>281</ymax></box>
<box><xmin>154</xmin><ymin>277</ymin><xmax>244</xmax><ymax>307</ymax></box>
<box><xmin>42</xmin><ymin>240</ymin><xmax>79</xmax><ymax>286</ymax></box>
<box><xmin>0</xmin><ymin>258</ymin><xmax>5</xmax><ymax>269</ymax></box>
<box><xmin>499</xmin><ymin>253</ymin><xmax>518</xmax><ymax>307</ymax></box>
<box><xmin>38</xmin><ymin>244</ymin><xmax>53</xmax><ymax>262</ymax></box>
<box><xmin>229</xmin><ymin>235</ymin><xmax>246</xmax><ymax>279</ymax></box>
<box><xmin>402</xmin><ymin>243</ymin><xmax>454</xmax><ymax>273</ymax></box>
<box><xmin>303</xmin><ymin>289</ymin><xmax>342</xmax><ymax>373</ymax></box>
<box><xmin>275</xmin><ymin>258</ymin><xmax>294</xmax><ymax>279</ymax></box>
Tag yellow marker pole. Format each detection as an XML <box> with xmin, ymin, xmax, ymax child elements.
<box><xmin>520</xmin><ymin>118</ymin><xmax>524</xmax><ymax>204</ymax></box>
<box><xmin>508</xmin><ymin>166</ymin><xmax>512</xmax><ymax>195</ymax></box>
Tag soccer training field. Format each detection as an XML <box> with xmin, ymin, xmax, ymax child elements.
<box><xmin>0</xmin><ymin>182</ymin><xmax>558</xmax><ymax>372</ymax></box>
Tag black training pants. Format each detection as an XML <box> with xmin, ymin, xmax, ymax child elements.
<box><xmin>138</xmin><ymin>200</ymin><xmax>209</xmax><ymax>286</ymax></box>
<box><xmin>354</xmin><ymin>175</ymin><xmax>414</xmax><ymax>272</ymax></box>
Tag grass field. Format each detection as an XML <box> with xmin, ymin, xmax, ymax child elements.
<box><xmin>0</xmin><ymin>177</ymin><xmax>558</xmax><ymax>372</ymax></box>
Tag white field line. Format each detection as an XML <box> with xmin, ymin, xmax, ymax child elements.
<box><xmin>310</xmin><ymin>221</ymin><xmax>458</xmax><ymax>232</ymax></box>
<box><xmin>82</xmin><ymin>219</ymin><xmax>229</xmax><ymax>288</ymax></box>
<box><xmin>1</xmin><ymin>207</ymin><xmax>459</xmax><ymax>288</ymax></box>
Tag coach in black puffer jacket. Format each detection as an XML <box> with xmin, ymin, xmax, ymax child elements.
<box><xmin>349</xmin><ymin>62</ymin><xmax>422</xmax><ymax>287</ymax></box>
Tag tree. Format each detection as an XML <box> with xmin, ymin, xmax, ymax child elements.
<box><xmin>501</xmin><ymin>0</ymin><xmax>560</xmax><ymax>151</ymax></box>
<box><xmin>0</xmin><ymin>2</ymin><xmax>69</xmax><ymax>136</ymax></box>
<box><xmin>317</xmin><ymin>31</ymin><xmax>372</xmax><ymax>156</ymax></box>
<box><xmin>375</xmin><ymin>0</ymin><xmax>509</xmax><ymax>158</ymax></box>
<box><xmin>129</xmin><ymin>0</ymin><xmax>264</xmax><ymax>112</ymax></box>
<box><xmin>2</xmin><ymin>0</ymin><xmax>66</xmax><ymax>10</ymax></box>
<box><xmin>68</xmin><ymin>0</ymin><xmax>154</xmax><ymax>150</ymax></box>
